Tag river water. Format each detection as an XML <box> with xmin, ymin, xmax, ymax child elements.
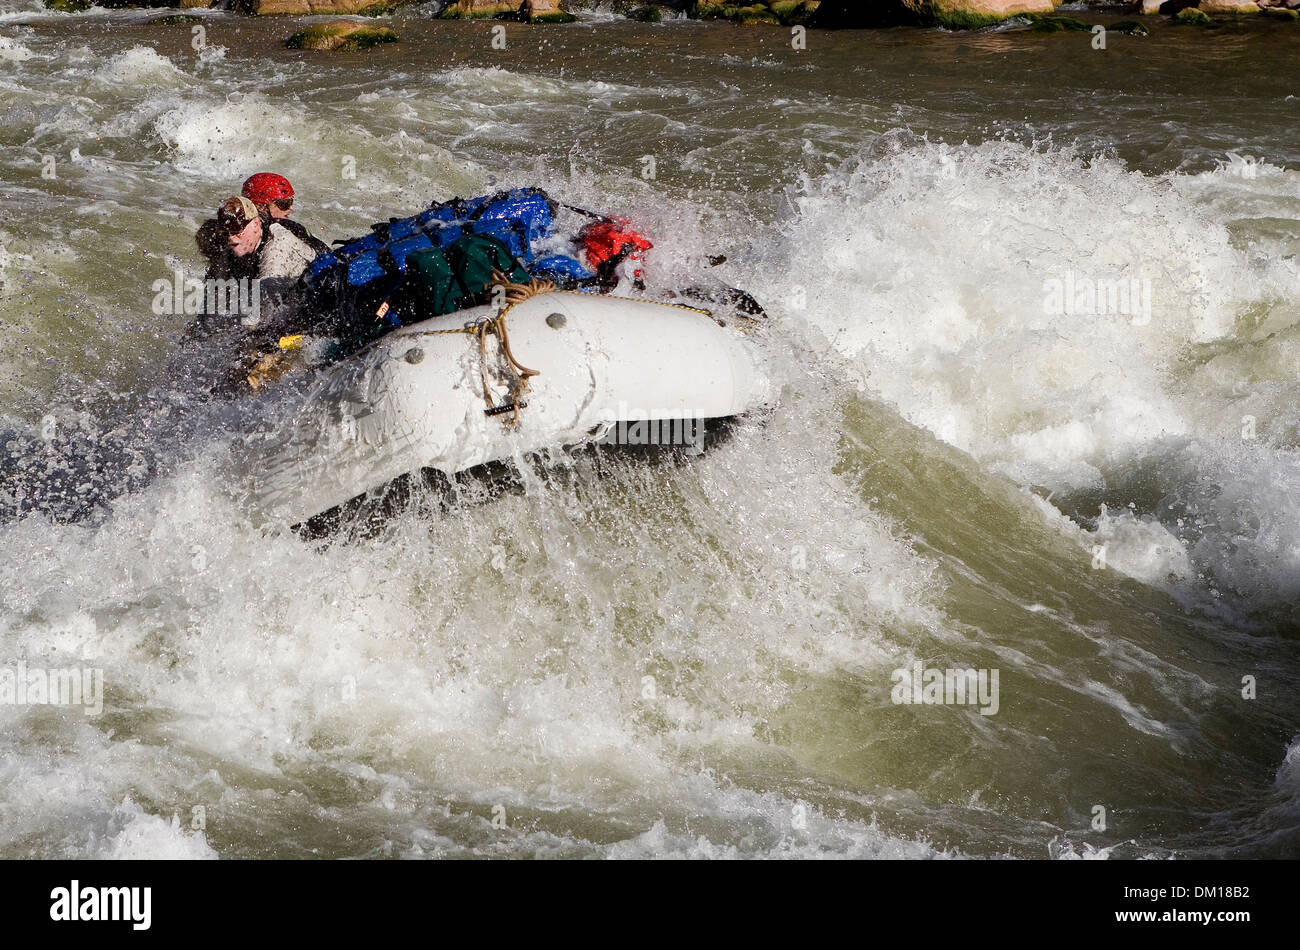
<box><xmin>1</xmin><ymin>4</ymin><xmax>1299</xmax><ymax>858</ymax></box>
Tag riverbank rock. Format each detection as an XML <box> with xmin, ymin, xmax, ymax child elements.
<box><xmin>286</xmin><ymin>19</ymin><xmax>398</xmax><ymax>49</ymax></box>
<box><xmin>1174</xmin><ymin>5</ymin><xmax>1215</xmax><ymax>21</ymax></box>
<box><xmin>932</xmin><ymin>0</ymin><xmax>1056</xmax><ymax>29</ymax></box>
<box><xmin>438</xmin><ymin>0</ymin><xmax>526</xmax><ymax>16</ymax></box>
<box><xmin>239</xmin><ymin>0</ymin><xmax>409</xmax><ymax>14</ymax></box>
<box><xmin>436</xmin><ymin>0</ymin><xmax>576</xmax><ymax>20</ymax></box>
<box><xmin>811</xmin><ymin>0</ymin><xmax>1053</xmax><ymax>29</ymax></box>
<box><xmin>691</xmin><ymin>1</ymin><xmax>820</xmax><ymax>23</ymax></box>
<box><xmin>522</xmin><ymin>0</ymin><xmax>577</xmax><ymax>21</ymax></box>
<box><xmin>1197</xmin><ymin>0</ymin><xmax>1259</xmax><ymax>11</ymax></box>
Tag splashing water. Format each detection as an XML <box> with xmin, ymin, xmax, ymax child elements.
<box><xmin>1</xmin><ymin>9</ymin><xmax>1299</xmax><ymax>859</ymax></box>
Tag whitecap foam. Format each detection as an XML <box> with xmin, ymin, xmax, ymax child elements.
<box><xmin>764</xmin><ymin>134</ymin><xmax>1300</xmax><ymax>616</ymax></box>
<box><xmin>93</xmin><ymin>45</ymin><xmax>191</xmax><ymax>87</ymax></box>
<box><xmin>1276</xmin><ymin>735</ymin><xmax>1300</xmax><ymax>795</ymax></box>
<box><xmin>1091</xmin><ymin>505</ymin><xmax>1193</xmax><ymax>591</ymax></box>
<box><xmin>0</xmin><ymin>32</ymin><xmax>36</xmax><ymax>62</ymax></box>
<box><xmin>99</xmin><ymin>798</ymin><xmax>218</xmax><ymax>860</ymax></box>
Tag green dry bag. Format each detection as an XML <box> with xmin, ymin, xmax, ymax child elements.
<box><xmin>404</xmin><ymin>233</ymin><xmax>530</xmax><ymax>317</ymax></box>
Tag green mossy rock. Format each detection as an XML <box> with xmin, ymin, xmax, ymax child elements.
<box><xmin>769</xmin><ymin>0</ymin><xmax>819</xmax><ymax>23</ymax></box>
<box><xmin>737</xmin><ymin>3</ymin><xmax>780</xmax><ymax>23</ymax></box>
<box><xmin>929</xmin><ymin>8</ymin><xmax>1009</xmax><ymax>30</ymax></box>
<box><xmin>629</xmin><ymin>5</ymin><xmax>663</xmax><ymax>21</ymax></box>
<box><xmin>1173</xmin><ymin>7</ymin><xmax>1215</xmax><ymax>24</ymax></box>
<box><xmin>1027</xmin><ymin>13</ymin><xmax>1093</xmax><ymax>32</ymax></box>
<box><xmin>519</xmin><ymin>0</ymin><xmax>577</xmax><ymax>20</ymax></box>
<box><xmin>1108</xmin><ymin>19</ymin><xmax>1150</xmax><ymax>34</ymax></box>
<box><xmin>694</xmin><ymin>3</ymin><xmax>741</xmax><ymax>20</ymax></box>
<box><xmin>286</xmin><ymin>21</ymin><xmax>399</xmax><ymax>50</ymax></box>
<box><xmin>42</xmin><ymin>0</ymin><xmax>94</xmax><ymax>11</ymax></box>
<box><xmin>1262</xmin><ymin>7</ymin><xmax>1299</xmax><ymax>20</ymax></box>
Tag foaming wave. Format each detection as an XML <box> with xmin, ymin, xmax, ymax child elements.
<box><xmin>97</xmin><ymin>799</ymin><xmax>218</xmax><ymax>860</ymax></box>
<box><xmin>438</xmin><ymin>65</ymin><xmax>671</xmax><ymax>105</ymax></box>
<box><xmin>0</xmin><ymin>32</ymin><xmax>36</xmax><ymax>62</ymax></box>
<box><xmin>605</xmin><ymin>787</ymin><xmax>952</xmax><ymax>860</ymax></box>
<box><xmin>1277</xmin><ymin>736</ymin><xmax>1300</xmax><ymax>797</ymax></box>
<box><xmin>764</xmin><ymin>133</ymin><xmax>1300</xmax><ymax>618</ymax></box>
<box><xmin>151</xmin><ymin>93</ymin><xmax>482</xmax><ymax>220</ymax></box>
<box><xmin>93</xmin><ymin>45</ymin><xmax>192</xmax><ymax>88</ymax></box>
<box><xmin>0</xmin><ymin>355</ymin><xmax>944</xmax><ymax>856</ymax></box>
<box><xmin>154</xmin><ymin>96</ymin><xmax>317</xmax><ymax>180</ymax></box>
<box><xmin>0</xmin><ymin>1</ymin><xmax>214</xmax><ymax>22</ymax></box>
<box><xmin>0</xmin><ymin>0</ymin><xmax>58</xmax><ymax>22</ymax></box>
<box><xmin>770</xmin><ymin>134</ymin><xmax>1254</xmax><ymax>462</ymax></box>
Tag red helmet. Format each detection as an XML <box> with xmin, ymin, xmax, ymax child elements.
<box><xmin>241</xmin><ymin>172</ymin><xmax>294</xmax><ymax>205</ymax></box>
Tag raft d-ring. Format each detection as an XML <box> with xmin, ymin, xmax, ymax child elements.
<box><xmin>403</xmin><ymin>347</ymin><xmax>425</xmax><ymax>364</ymax></box>
<box><xmin>545</xmin><ymin>312</ymin><xmax>566</xmax><ymax>329</ymax></box>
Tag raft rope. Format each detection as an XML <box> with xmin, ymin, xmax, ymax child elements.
<box><xmin>478</xmin><ymin>272</ymin><xmax>547</xmax><ymax>424</ymax></box>
<box><xmin>408</xmin><ymin>272</ymin><xmax>550</xmax><ymax>424</ymax></box>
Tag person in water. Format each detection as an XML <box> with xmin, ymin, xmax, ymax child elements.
<box><xmin>196</xmin><ymin>191</ymin><xmax>324</xmax><ymax>287</ymax></box>
<box><xmin>240</xmin><ymin>172</ymin><xmax>329</xmax><ymax>258</ymax></box>
<box><xmin>186</xmin><ymin>194</ymin><xmax>321</xmax><ymax>341</ymax></box>
<box><xmin>180</xmin><ymin>194</ymin><xmax>323</xmax><ymax>392</ymax></box>
<box><xmin>195</xmin><ymin>173</ymin><xmax>325</xmax><ymax>283</ymax></box>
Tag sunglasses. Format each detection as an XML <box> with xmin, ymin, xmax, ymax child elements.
<box><xmin>219</xmin><ymin>213</ymin><xmax>255</xmax><ymax>235</ymax></box>
<box><xmin>273</xmin><ymin>197</ymin><xmax>294</xmax><ymax>212</ymax></box>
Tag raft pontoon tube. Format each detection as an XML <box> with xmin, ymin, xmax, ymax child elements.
<box><xmin>229</xmin><ymin>288</ymin><xmax>772</xmax><ymax>524</ymax></box>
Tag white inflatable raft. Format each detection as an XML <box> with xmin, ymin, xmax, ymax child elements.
<box><xmin>229</xmin><ymin>289</ymin><xmax>771</xmax><ymax>525</ymax></box>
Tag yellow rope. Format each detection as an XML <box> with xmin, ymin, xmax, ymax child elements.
<box><xmin>477</xmin><ymin>319</ymin><xmax>495</xmax><ymax>412</ymax></box>
<box><xmin>418</xmin><ymin>325</ymin><xmax>481</xmax><ymax>335</ymax></box>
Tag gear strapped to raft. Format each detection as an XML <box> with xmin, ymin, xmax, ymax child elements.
<box><xmin>288</xmin><ymin>186</ymin><xmax>773</xmax><ymax>373</ymax></box>
<box><xmin>300</xmin><ymin>187</ymin><xmax>661</xmax><ymax>354</ymax></box>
